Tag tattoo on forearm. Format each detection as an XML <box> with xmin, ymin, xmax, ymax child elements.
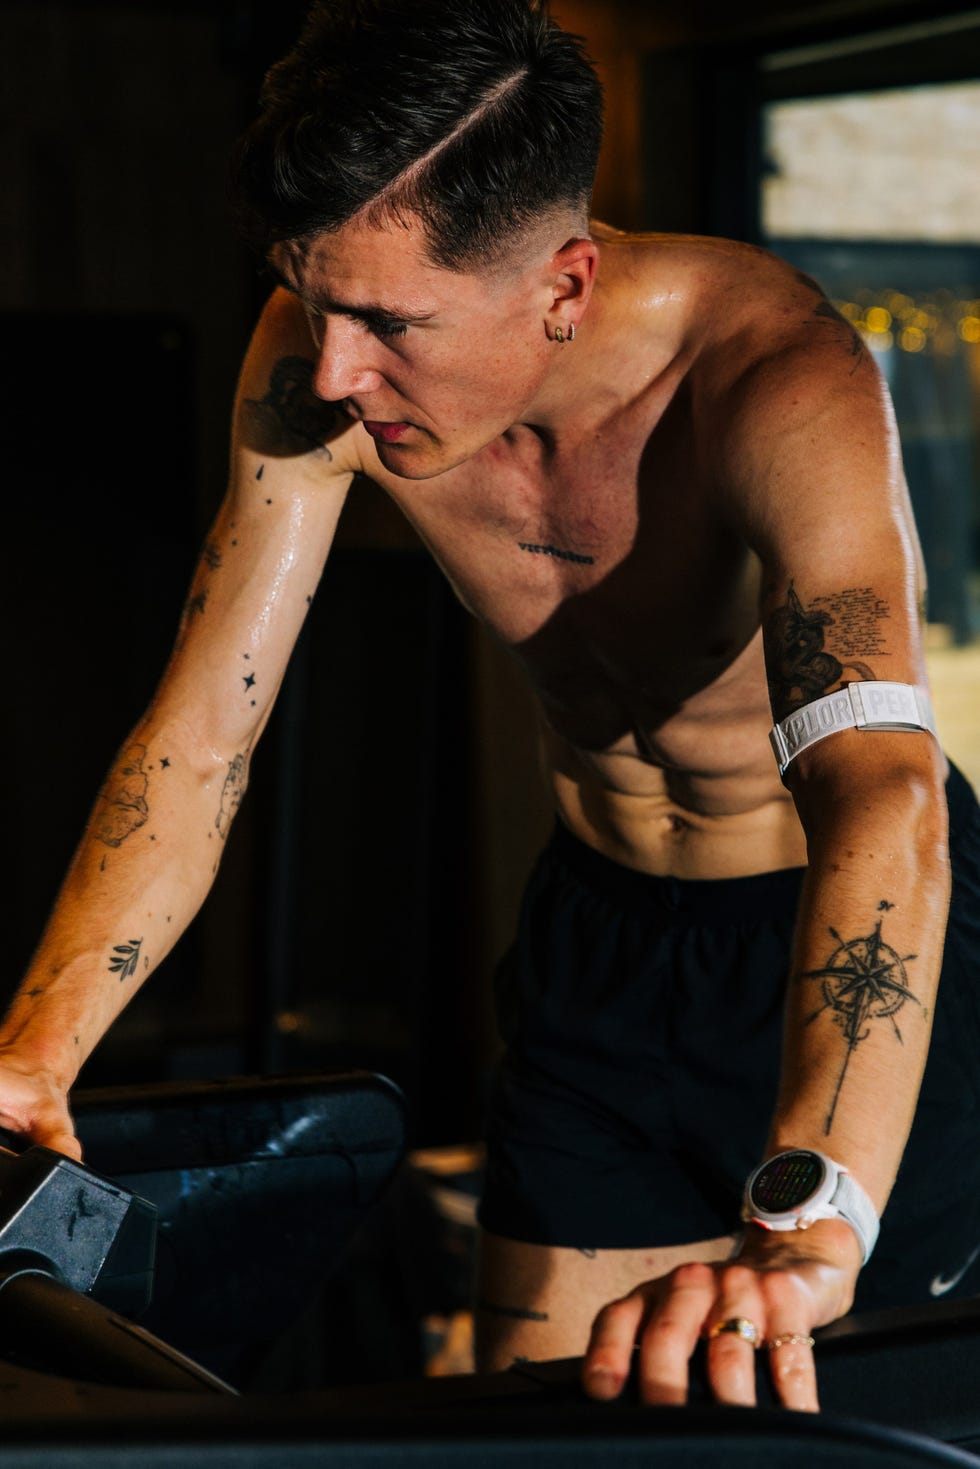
<box><xmin>476</xmin><ymin>1299</ymin><xmax>549</xmax><ymax>1323</ymax></box>
<box><xmin>800</xmin><ymin>904</ymin><xmax>921</xmax><ymax>1134</ymax></box>
<box><xmin>109</xmin><ymin>937</ymin><xmax>143</xmax><ymax>981</ymax></box>
<box><xmin>242</xmin><ymin>652</ymin><xmax>257</xmax><ymax>705</ymax></box>
<box><xmin>216</xmin><ymin>752</ymin><xmax>248</xmax><ymax>839</ymax></box>
<box><xmin>242</xmin><ymin>357</ymin><xmax>338</xmax><ymax>458</ymax></box>
<box><xmin>203</xmin><ymin>541</ymin><xmax>222</xmax><ymax>571</ymax></box>
<box><xmin>765</xmin><ymin>582</ymin><xmax>884</xmax><ymax>715</ymax></box>
<box><xmin>94</xmin><ymin>744</ymin><xmax>149</xmax><ymax>847</ymax></box>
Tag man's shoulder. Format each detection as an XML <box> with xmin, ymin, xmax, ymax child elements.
<box><xmin>597</xmin><ymin>228</ymin><xmax>872</xmax><ymax>404</ymax></box>
<box><xmin>662</xmin><ymin>240</ymin><xmax>885</xmax><ymax>437</ymax></box>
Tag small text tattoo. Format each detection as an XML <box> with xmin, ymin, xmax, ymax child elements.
<box><xmin>518</xmin><ymin>541</ymin><xmax>595</xmax><ymax>566</ymax></box>
<box><xmin>109</xmin><ymin>937</ymin><xmax>144</xmax><ymax>982</ymax></box>
<box><xmin>203</xmin><ymin>540</ymin><xmax>222</xmax><ymax>571</ymax></box>
<box><xmin>800</xmin><ymin>908</ymin><xmax>920</xmax><ymax>1133</ymax></box>
<box><xmin>242</xmin><ymin>357</ymin><xmax>338</xmax><ymax>458</ymax></box>
<box><xmin>476</xmin><ymin>1299</ymin><xmax>549</xmax><ymax>1323</ymax></box>
<box><xmin>216</xmin><ymin>752</ymin><xmax>248</xmax><ymax>840</ymax></box>
<box><xmin>809</xmin><ymin>588</ymin><xmax>889</xmax><ymax>662</ymax></box>
<box><xmin>765</xmin><ymin>582</ymin><xmax>880</xmax><ymax>716</ymax></box>
<box><xmin>94</xmin><ymin>743</ymin><xmax>150</xmax><ymax>848</ymax></box>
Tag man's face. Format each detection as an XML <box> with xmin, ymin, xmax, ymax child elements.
<box><xmin>271</xmin><ymin>214</ymin><xmax>561</xmax><ymax>480</ymax></box>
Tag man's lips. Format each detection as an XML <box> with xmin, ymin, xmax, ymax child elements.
<box><xmin>362</xmin><ymin>420</ymin><xmax>411</xmax><ymax>444</ymax></box>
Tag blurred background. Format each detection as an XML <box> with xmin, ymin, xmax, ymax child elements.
<box><xmin>2</xmin><ymin>0</ymin><xmax>979</xmax><ymax>1154</ymax></box>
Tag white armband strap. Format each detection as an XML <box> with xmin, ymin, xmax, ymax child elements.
<box><xmin>770</xmin><ymin>681</ymin><xmax>938</xmax><ymax>777</ymax></box>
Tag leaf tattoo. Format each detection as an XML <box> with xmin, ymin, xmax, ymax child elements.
<box><xmin>109</xmin><ymin>937</ymin><xmax>143</xmax><ymax>982</ymax></box>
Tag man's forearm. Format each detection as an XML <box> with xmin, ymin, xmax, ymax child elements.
<box><xmin>0</xmin><ymin>709</ymin><xmax>251</xmax><ymax>1086</ymax></box>
<box><xmin>767</xmin><ymin>759</ymin><xmax>951</xmax><ymax>1213</ymax></box>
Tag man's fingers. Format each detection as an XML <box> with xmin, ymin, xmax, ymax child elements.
<box><xmin>582</xmin><ymin>1291</ymin><xmax>648</xmax><ymax>1400</ymax></box>
<box><xmin>703</xmin><ymin>1267</ymin><xmax>766</xmax><ymax>1407</ymax></box>
<box><xmin>764</xmin><ymin>1329</ymin><xmax>820</xmax><ymax>1413</ymax></box>
<box><xmin>0</xmin><ymin>1102</ymin><xmax>81</xmax><ymax>1161</ymax></box>
<box><xmin>636</xmin><ymin>1262</ymin><xmax>717</xmax><ymax>1405</ymax></box>
<box><xmin>35</xmin><ymin>1128</ymin><xmax>83</xmax><ymax>1162</ymax></box>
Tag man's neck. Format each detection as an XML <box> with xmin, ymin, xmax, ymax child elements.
<box><xmin>518</xmin><ymin>240</ymin><xmax>693</xmax><ymax>448</ymax></box>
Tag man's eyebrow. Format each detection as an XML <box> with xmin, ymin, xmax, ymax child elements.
<box><xmin>266</xmin><ymin>262</ymin><xmax>435</xmax><ymax>324</ymax></box>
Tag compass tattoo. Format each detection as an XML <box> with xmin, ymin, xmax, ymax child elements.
<box><xmin>801</xmin><ymin>907</ymin><xmax>920</xmax><ymax>1134</ymax></box>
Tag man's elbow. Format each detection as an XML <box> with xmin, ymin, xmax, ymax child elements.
<box><xmin>789</xmin><ymin>733</ymin><xmax>950</xmax><ymax>866</ymax></box>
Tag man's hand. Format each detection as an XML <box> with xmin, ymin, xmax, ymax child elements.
<box><xmin>581</xmin><ymin>1226</ymin><xmax>862</xmax><ymax>1413</ymax></box>
<box><xmin>0</xmin><ymin>1052</ymin><xmax>81</xmax><ymax>1160</ymax></box>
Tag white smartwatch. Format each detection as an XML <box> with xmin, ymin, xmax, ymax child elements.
<box><xmin>742</xmin><ymin>1149</ymin><xmax>879</xmax><ymax>1266</ymax></box>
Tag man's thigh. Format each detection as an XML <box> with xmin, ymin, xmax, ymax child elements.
<box><xmin>474</xmin><ymin>1228</ymin><xmax>736</xmax><ymax>1372</ymax></box>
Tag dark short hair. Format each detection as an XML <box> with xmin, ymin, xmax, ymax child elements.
<box><xmin>230</xmin><ymin>0</ymin><xmax>604</xmax><ymax>270</ymax></box>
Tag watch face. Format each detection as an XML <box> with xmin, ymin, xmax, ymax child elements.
<box><xmin>752</xmin><ymin>1151</ymin><xmax>825</xmax><ymax>1213</ymax></box>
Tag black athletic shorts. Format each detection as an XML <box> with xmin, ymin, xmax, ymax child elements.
<box><xmin>478</xmin><ymin>761</ymin><xmax>980</xmax><ymax>1312</ymax></box>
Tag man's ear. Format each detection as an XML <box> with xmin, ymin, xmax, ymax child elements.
<box><xmin>545</xmin><ymin>236</ymin><xmax>598</xmax><ymax>337</ymax></box>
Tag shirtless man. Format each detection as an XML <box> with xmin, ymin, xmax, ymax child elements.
<box><xmin>3</xmin><ymin>0</ymin><xmax>980</xmax><ymax>1416</ymax></box>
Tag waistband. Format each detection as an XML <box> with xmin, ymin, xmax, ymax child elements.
<box><xmin>547</xmin><ymin>759</ymin><xmax>978</xmax><ymax>927</ymax></box>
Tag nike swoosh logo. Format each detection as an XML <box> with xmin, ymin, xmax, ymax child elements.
<box><xmin>930</xmin><ymin>1242</ymin><xmax>980</xmax><ymax>1296</ymax></box>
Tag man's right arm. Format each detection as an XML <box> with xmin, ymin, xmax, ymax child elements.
<box><xmin>0</xmin><ymin>289</ymin><xmax>361</xmax><ymax>1155</ymax></box>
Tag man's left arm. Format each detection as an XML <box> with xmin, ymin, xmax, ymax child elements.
<box><xmin>583</xmin><ymin>324</ymin><xmax>950</xmax><ymax>1411</ymax></box>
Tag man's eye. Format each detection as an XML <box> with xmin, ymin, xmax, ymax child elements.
<box><xmin>372</xmin><ymin>319</ymin><xmax>408</xmax><ymax>340</ymax></box>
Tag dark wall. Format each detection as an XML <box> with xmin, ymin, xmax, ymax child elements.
<box><xmin>0</xmin><ymin>5</ymin><xmax>261</xmax><ymax>1078</ymax></box>
<box><xmin>0</xmin><ymin>3</ymin><xmax>482</xmax><ymax>1140</ymax></box>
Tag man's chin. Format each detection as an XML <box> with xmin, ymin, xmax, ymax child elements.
<box><xmin>371</xmin><ymin>437</ymin><xmax>474</xmax><ymax>482</ymax></box>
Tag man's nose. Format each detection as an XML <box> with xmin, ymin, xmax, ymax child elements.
<box><xmin>312</xmin><ymin>317</ymin><xmax>383</xmax><ymax>401</ymax></box>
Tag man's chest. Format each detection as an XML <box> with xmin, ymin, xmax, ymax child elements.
<box><xmin>380</xmin><ymin>416</ymin><xmax>761</xmax><ymax>684</ymax></box>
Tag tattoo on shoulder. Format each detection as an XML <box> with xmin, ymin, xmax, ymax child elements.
<box><xmin>796</xmin><ymin>272</ymin><xmax>866</xmax><ymax>374</ymax></box>
<box><xmin>242</xmin><ymin>356</ymin><xmax>339</xmax><ymax>459</ymax></box>
<box><xmin>94</xmin><ymin>744</ymin><xmax>150</xmax><ymax>848</ymax></box>
<box><xmin>216</xmin><ymin>751</ymin><xmax>248</xmax><ymax>840</ymax></box>
<box><xmin>765</xmin><ymin>581</ymin><xmax>888</xmax><ymax>717</ymax></box>
<box><xmin>108</xmin><ymin>937</ymin><xmax>143</xmax><ymax>982</ymax></box>
<box><xmin>800</xmin><ymin>904</ymin><xmax>921</xmax><ymax>1133</ymax></box>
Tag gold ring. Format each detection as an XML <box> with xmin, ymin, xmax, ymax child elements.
<box><xmin>707</xmin><ymin>1316</ymin><xmax>761</xmax><ymax>1347</ymax></box>
<box><xmin>767</xmin><ymin>1333</ymin><xmax>815</xmax><ymax>1350</ymax></box>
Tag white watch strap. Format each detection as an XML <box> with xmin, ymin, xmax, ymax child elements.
<box><xmin>831</xmin><ymin>1168</ymin><xmax>880</xmax><ymax>1266</ymax></box>
<box><xmin>770</xmin><ymin>681</ymin><xmax>937</xmax><ymax>776</ymax></box>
